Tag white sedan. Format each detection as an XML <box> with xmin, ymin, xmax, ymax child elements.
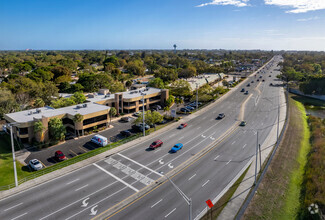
<box><xmin>29</xmin><ymin>159</ymin><xmax>43</xmax><ymax>171</ymax></box>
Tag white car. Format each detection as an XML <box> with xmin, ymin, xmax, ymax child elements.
<box><xmin>29</xmin><ymin>159</ymin><xmax>43</xmax><ymax>171</ymax></box>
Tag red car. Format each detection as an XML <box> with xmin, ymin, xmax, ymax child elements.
<box><xmin>150</xmin><ymin>140</ymin><xmax>163</xmax><ymax>149</ymax></box>
<box><xmin>55</xmin><ymin>150</ymin><xmax>67</xmax><ymax>161</ymax></box>
<box><xmin>178</xmin><ymin>123</ymin><xmax>188</xmax><ymax>129</ymax></box>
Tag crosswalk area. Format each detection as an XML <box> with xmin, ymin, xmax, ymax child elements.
<box><xmin>94</xmin><ymin>153</ymin><xmax>162</xmax><ymax>192</ymax></box>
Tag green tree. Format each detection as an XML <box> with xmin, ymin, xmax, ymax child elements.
<box><xmin>48</xmin><ymin>117</ymin><xmax>66</xmax><ymax>141</ymax></box>
<box><xmin>109</xmin><ymin>107</ymin><xmax>117</xmax><ymax>126</ymax></box>
<box><xmin>0</xmin><ymin>88</ymin><xmax>19</xmax><ymax>119</ymax></box>
<box><xmin>71</xmin><ymin>92</ymin><xmax>86</xmax><ymax>104</ymax></box>
<box><xmin>169</xmin><ymin>80</ymin><xmax>192</xmax><ymax>97</ymax></box>
<box><xmin>148</xmin><ymin>77</ymin><xmax>165</xmax><ymax>89</ymax></box>
<box><xmin>34</xmin><ymin>121</ymin><xmax>45</xmax><ymax>142</ymax></box>
<box><xmin>175</xmin><ymin>97</ymin><xmax>184</xmax><ymax>112</ymax></box>
<box><xmin>34</xmin><ymin>98</ymin><xmax>45</xmax><ymax>108</ymax></box>
<box><xmin>165</xmin><ymin>95</ymin><xmax>175</xmax><ymax>108</ymax></box>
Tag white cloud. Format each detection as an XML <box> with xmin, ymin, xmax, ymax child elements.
<box><xmin>264</xmin><ymin>0</ymin><xmax>325</xmax><ymax>13</ymax></box>
<box><xmin>196</xmin><ymin>0</ymin><xmax>250</xmax><ymax>8</ymax></box>
<box><xmin>297</xmin><ymin>16</ymin><xmax>319</xmax><ymax>21</ymax></box>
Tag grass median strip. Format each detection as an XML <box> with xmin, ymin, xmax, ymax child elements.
<box><xmin>243</xmin><ymin>95</ymin><xmax>310</xmax><ymax>220</ymax></box>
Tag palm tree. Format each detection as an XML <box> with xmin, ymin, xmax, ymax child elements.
<box><xmin>34</xmin><ymin>121</ymin><xmax>45</xmax><ymax>142</ymax></box>
<box><xmin>109</xmin><ymin>107</ymin><xmax>117</xmax><ymax>126</ymax></box>
<box><xmin>73</xmin><ymin>113</ymin><xmax>84</xmax><ymax>136</ymax></box>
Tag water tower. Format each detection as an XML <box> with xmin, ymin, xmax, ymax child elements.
<box><xmin>173</xmin><ymin>44</ymin><xmax>177</xmax><ymax>54</ymax></box>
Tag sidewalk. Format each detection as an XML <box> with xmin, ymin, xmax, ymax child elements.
<box><xmin>216</xmin><ymin>87</ymin><xmax>287</xmax><ymax>220</ymax></box>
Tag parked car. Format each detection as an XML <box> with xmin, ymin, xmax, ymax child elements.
<box><xmin>244</xmin><ymin>91</ymin><xmax>249</xmax><ymax>95</ymax></box>
<box><xmin>120</xmin><ymin>117</ymin><xmax>131</xmax><ymax>122</ymax></box>
<box><xmin>270</xmin><ymin>83</ymin><xmax>273</xmax><ymax>86</ymax></box>
<box><xmin>133</xmin><ymin>111</ymin><xmax>141</xmax><ymax>117</ymax></box>
<box><xmin>247</xmin><ymin>83</ymin><xmax>250</xmax><ymax>87</ymax></box>
<box><xmin>149</xmin><ymin>140</ymin><xmax>163</xmax><ymax>149</ymax></box>
<box><xmin>178</xmin><ymin>123</ymin><xmax>188</xmax><ymax>129</ymax></box>
<box><xmin>55</xmin><ymin>150</ymin><xmax>67</xmax><ymax>161</ymax></box>
<box><xmin>29</xmin><ymin>159</ymin><xmax>43</xmax><ymax>171</ymax></box>
<box><xmin>257</xmin><ymin>79</ymin><xmax>260</xmax><ymax>82</ymax></box>
<box><xmin>217</xmin><ymin>113</ymin><xmax>225</xmax><ymax>119</ymax></box>
<box><xmin>185</xmin><ymin>106</ymin><xmax>195</xmax><ymax>110</ymax></box>
<box><xmin>158</xmin><ymin>119</ymin><xmax>167</xmax><ymax>124</ymax></box>
<box><xmin>251</xmin><ymin>80</ymin><xmax>254</xmax><ymax>83</ymax></box>
<box><xmin>241</xmin><ymin>88</ymin><xmax>245</xmax><ymax>92</ymax></box>
<box><xmin>259</xmin><ymin>75</ymin><xmax>262</xmax><ymax>78</ymax></box>
<box><xmin>262</xmin><ymin>79</ymin><xmax>265</xmax><ymax>82</ymax></box>
<box><xmin>91</xmin><ymin>134</ymin><xmax>108</xmax><ymax>147</ymax></box>
<box><xmin>170</xmin><ymin>143</ymin><xmax>183</xmax><ymax>153</ymax></box>
<box><xmin>239</xmin><ymin>121</ymin><xmax>247</xmax><ymax>126</ymax></box>
<box><xmin>153</xmin><ymin>105</ymin><xmax>162</xmax><ymax>110</ymax></box>
<box><xmin>269</xmin><ymin>75</ymin><xmax>272</xmax><ymax>77</ymax></box>
<box><xmin>180</xmin><ymin>108</ymin><xmax>191</xmax><ymax>113</ymax></box>
<box><xmin>120</xmin><ymin>130</ymin><xmax>132</xmax><ymax>137</ymax></box>
<box><xmin>132</xmin><ymin>123</ymin><xmax>150</xmax><ymax>131</ymax></box>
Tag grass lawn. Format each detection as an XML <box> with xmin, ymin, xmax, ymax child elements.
<box><xmin>0</xmin><ymin>134</ymin><xmax>33</xmax><ymax>187</ymax></box>
<box><xmin>243</xmin><ymin>95</ymin><xmax>310</xmax><ymax>219</ymax></box>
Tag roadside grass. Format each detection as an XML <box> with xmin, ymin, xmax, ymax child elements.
<box><xmin>0</xmin><ymin>134</ymin><xmax>33</xmax><ymax>187</ymax></box>
<box><xmin>243</xmin><ymin>95</ymin><xmax>309</xmax><ymax>219</ymax></box>
<box><xmin>201</xmin><ymin>165</ymin><xmax>250</xmax><ymax>220</ymax></box>
<box><xmin>291</xmin><ymin>95</ymin><xmax>325</xmax><ymax>107</ymax></box>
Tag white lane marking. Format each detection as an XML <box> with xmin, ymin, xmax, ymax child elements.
<box><xmin>197</xmin><ymin>127</ymin><xmax>201</xmax><ymax>130</ymax></box>
<box><xmin>168</xmin><ymin>163</ymin><xmax>174</xmax><ymax>169</ymax></box>
<box><xmin>210</xmin><ymin>137</ymin><xmax>215</xmax><ymax>140</ymax></box>
<box><xmin>93</xmin><ymin>163</ymin><xmax>139</xmax><ymax>192</ymax></box>
<box><xmin>169</xmin><ymin>134</ymin><xmax>176</xmax><ymax>138</ymax></box>
<box><xmin>4</xmin><ymin>203</ymin><xmax>23</xmax><ymax>211</ymax></box>
<box><xmin>10</xmin><ymin>212</ymin><xmax>27</xmax><ymax>220</ymax></box>
<box><xmin>165</xmin><ymin>208</ymin><xmax>176</xmax><ymax>218</ymax></box>
<box><xmin>231</xmin><ymin>141</ymin><xmax>236</xmax><ymax>145</ymax></box>
<box><xmin>242</xmin><ymin>144</ymin><xmax>247</xmax><ymax>149</ymax></box>
<box><xmin>151</xmin><ymin>199</ymin><xmax>163</xmax><ymax>208</ymax></box>
<box><xmin>75</xmin><ymin>184</ymin><xmax>89</xmax><ymax>192</ymax></box>
<box><xmin>188</xmin><ymin>174</ymin><xmax>196</xmax><ymax>181</ymax></box>
<box><xmin>159</xmin><ymin>159</ymin><xmax>164</xmax><ymax>164</ymax></box>
<box><xmin>153</xmin><ymin>149</ymin><xmax>161</xmax><ymax>154</ymax></box>
<box><xmin>179</xmin><ymin>136</ymin><xmax>184</xmax><ymax>140</ymax></box>
<box><xmin>89</xmin><ymin>205</ymin><xmax>98</xmax><ymax>216</ymax></box>
<box><xmin>66</xmin><ymin>179</ymin><xmax>80</xmax><ymax>185</ymax></box>
<box><xmin>214</xmin><ymin>155</ymin><xmax>220</xmax><ymax>161</ymax></box>
<box><xmin>202</xmin><ymin>180</ymin><xmax>210</xmax><ymax>187</ymax></box>
<box><xmin>65</xmin><ymin>186</ymin><xmax>128</xmax><ymax>220</ymax></box>
<box><xmin>117</xmin><ymin>153</ymin><xmax>163</xmax><ymax>177</ymax></box>
<box><xmin>226</xmin><ymin>160</ymin><xmax>232</xmax><ymax>165</ymax></box>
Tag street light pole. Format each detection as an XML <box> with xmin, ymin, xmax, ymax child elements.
<box><xmin>10</xmin><ymin>125</ymin><xmax>18</xmax><ymax>187</ymax></box>
<box><xmin>142</xmin><ymin>94</ymin><xmax>145</xmax><ymax>137</ymax></box>
<box><xmin>161</xmin><ymin>172</ymin><xmax>192</xmax><ymax>220</ymax></box>
<box><xmin>254</xmin><ymin>130</ymin><xmax>258</xmax><ymax>186</ymax></box>
<box><xmin>196</xmin><ymin>83</ymin><xmax>198</xmax><ymax>112</ymax></box>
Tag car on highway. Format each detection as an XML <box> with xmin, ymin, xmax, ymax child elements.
<box><xmin>262</xmin><ymin>79</ymin><xmax>265</xmax><ymax>82</ymax></box>
<box><xmin>120</xmin><ymin>130</ymin><xmax>132</xmax><ymax>137</ymax></box>
<box><xmin>55</xmin><ymin>150</ymin><xmax>67</xmax><ymax>161</ymax></box>
<box><xmin>257</xmin><ymin>79</ymin><xmax>259</xmax><ymax>82</ymax></box>
<box><xmin>241</xmin><ymin>88</ymin><xmax>245</xmax><ymax>92</ymax></box>
<box><xmin>259</xmin><ymin>75</ymin><xmax>262</xmax><ymax>78</ymax></box>
<box><xmin>247</xmin><ymin>83</ymin><xmax>250</xmax><ymax>87</ymax></box>
<box><xmin>178</xmin><ymin>123</ymin><xmax>188</xmax><ymax>129</ymax></box>
<box><xmin>244</xmin><ymin>91</ymin><xmax>249</xmax><ymax>95</ymax></box>
<box><xmin>29</xmin><ymin>159</ymin><xmax>43</xmax><ymax>171</ymax></box>
<box><xmin>269</xmin><ymin>75</ymin><xmax>272</xmax><ymax>77</ymax></box>
<box><xmin>217</xmin><ymin>113</ymin><xmax>225</xmax><ymax>119</ymax></box>
<box><xmin>149</xmin><ymin>140</ymin><xmax>163</xmax><ymax>149</ymax></box>
<box><xmin>239</xmin><ymin>121</ymin><xmax>247</xmax><ymax>126</ymax></box>
<box><xmin>170</xmin><ymin>143</ymin><xmax>183</xmax><ymax>153</ymax></box>
<box><xmin>251</xmin><ymin>80</ymin><xmax>254</xmax><ymax>83</ymax></box>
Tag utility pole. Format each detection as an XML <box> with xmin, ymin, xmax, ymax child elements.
<box><xmin>277</xmin><ymin>97</ymin><xmax>280</xmax><ymax>143</ymax></box>
<box><xmin>196</xmin><ymin>83</ymin><xmax>199</xmax><ymax>112</ymax></box>
<box><xmin>142</xmin><ymin>94</ymin><xmax>145</xmax><ymax>137</ymax></box>
<box><xmin>10</xmin><ymin>125</ymin><xmax>18</xmax><ymax>187</ymax></box>
<box><xmin>254</xmin><ymin>131</ymin><xmax>258</xmax><ymax>186</ymax></box>
<box><xmin>259</xmin><ymin>144</ymin><xmax>262</xmax><ymax>171</ymax></box>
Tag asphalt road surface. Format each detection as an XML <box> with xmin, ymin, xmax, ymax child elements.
<box><xmin>0</xmin><ymin>56</ymin><xmax>284</xmax><ymax>220</ymax></box>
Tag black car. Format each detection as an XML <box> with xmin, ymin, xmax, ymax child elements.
<box><xmin>247</xmin><ymin>83</ymin><xmax>250</xmax><ymax>87</ymax></box>
<box><xmin>120</xmin><ymin>130</ymin><xmax>132</xmax><ymax>137</ymax></box>
<box><xmin>217</xmin><ymin>113</ymin><xmax>225</xmax><ymax>119</ymax></box>
<box><xmin>241</xmin><ymin>88</ymin><xmax>245</xmax><ymax>92</ymax></box>
<box><xmin>180</xmin><ymin>108</ymin><xmax>191</xmax><ymax>113</ymax></box>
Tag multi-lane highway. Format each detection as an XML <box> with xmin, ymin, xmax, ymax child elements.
<box><xmin>0</xmin><ymin>55</ymin><xmax>284</xmax><ymax>220</ymax></box>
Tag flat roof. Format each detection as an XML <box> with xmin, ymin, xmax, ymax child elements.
<box><xmin>87</xmin><ymin>87</ymin><xmax>163</xmax><ymax>102</ymax></box>
<box><xmin>5</xmin><ymin>103</ymin><xmax>110</xmax><ymax>123</ymax></box>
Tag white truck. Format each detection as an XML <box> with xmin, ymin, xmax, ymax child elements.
<box><xmin>91</xmin><ymin>134</ymin><xmax>108</xmax><ymax>147</ymax></box>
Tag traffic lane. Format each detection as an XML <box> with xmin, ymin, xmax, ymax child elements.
<box><xmin>24</xmin><ymin>120</ymin><xmax>135</xmax><ymax>167</ymax></box>
<box><xmin>0</xmin><ymin>163</ymin><xmax>119</xmax><ymax>220</ymax></box>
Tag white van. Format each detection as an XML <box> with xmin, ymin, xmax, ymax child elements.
<box><xmin>91</xmin><ymin>134</ymin><xmax>108</xmax><ymax>147</ymax></box>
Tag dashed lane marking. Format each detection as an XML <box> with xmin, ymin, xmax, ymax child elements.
<box><xmin>66</xmin><ymin>179</ymin><xmax>80</xmax><ymax>185</ymax></box>
<box><xmin>151</xmin><ymin>199</ymin><xmax>163</xmax><ymax>208</ymax></box>
<box><xmin>165</xmin><ymin>208</ymin><xmax>176</xmax><ymax>218</ymax></box>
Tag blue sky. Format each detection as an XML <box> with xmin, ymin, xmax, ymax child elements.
<box><xmin>0</xmin><ymin>0</ymin><xmax>324</xmax><ymax>50</ymax></box>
